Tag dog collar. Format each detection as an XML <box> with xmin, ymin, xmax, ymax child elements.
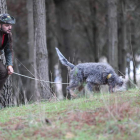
<box><xmin>107</xmin><ymin>74</ymin><xmax>112</xmax><ymax>79</ymax></box>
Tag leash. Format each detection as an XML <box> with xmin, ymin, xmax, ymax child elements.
<box><xmin>13</xmin><ymin>72</ymin><xmax>69</xmax><ymax>85</ymax></box>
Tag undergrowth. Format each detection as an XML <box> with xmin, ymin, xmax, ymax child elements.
<box><xmin>0</xmin><ymin>88</ymin><xmax>140</xmax><ymax>140</ymax></box>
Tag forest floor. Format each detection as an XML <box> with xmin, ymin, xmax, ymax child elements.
<box><xmin>0</xmin><ymin>89</ymin><xmax>140</xmax><ymax>140</ymax></box>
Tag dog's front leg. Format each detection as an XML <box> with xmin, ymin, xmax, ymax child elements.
<box><xmin>86</xmin><ymin>82</ymin><xmax>94</xmax><ymax>91</ymax></box>
<box><xmin>109</xmin><ymin>85</ymin><xmax>114</xmax><ymax>93</ymax></box>
<box><xmin>85</xmin><ymin>82</ymin><xmax>94</xmax><ymax>98</ymax></box>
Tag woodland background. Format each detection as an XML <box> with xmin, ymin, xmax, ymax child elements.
<box><xmin>0</xmin><ymin>0</ymin><xmax>140</xmax><ymax>107</ymax></box>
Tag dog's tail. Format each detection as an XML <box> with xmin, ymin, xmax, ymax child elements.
<box><xmin>55</xmin><ymin>47</ymin><xmax>75</xmax><ymax>69</ymax></box>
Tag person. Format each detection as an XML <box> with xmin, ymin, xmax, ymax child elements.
<box><xmin>0</xmin><ymin>13</ymin><xmax>15</xmax><ymax>90</ymax></box>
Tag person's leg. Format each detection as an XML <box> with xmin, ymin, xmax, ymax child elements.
<box><xmin>0</xmin><ymin>60</ymin><xmax>8</xmax><ymax>90</ymax></box>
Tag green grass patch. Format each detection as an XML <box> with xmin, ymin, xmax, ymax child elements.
<box><xmin>0</xmin><ymin>89</ymin><xmax>140</xmax><ymax>139</ymax></box>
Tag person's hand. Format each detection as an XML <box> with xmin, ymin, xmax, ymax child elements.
<box><xmin>7</xmin><ymin>66</ymin><xmax>14</xmax><ymax>75</ymax></box>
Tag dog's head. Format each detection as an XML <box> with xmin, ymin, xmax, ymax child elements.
<box><xmin>107</xmin><ymin>73</ymin><xmax>124</xmax><ymax>88</ymax></box>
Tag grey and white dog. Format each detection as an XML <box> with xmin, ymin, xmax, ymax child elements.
<box><xmin>56</xmin><ymin>48</ymin><xmax>123</xmax><ymax>93</ymax></box>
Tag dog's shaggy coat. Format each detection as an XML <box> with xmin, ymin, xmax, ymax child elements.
<box><xmin>56</xmin><ymin>48</ymin><xmax>123</xmax><ymax>92</ymax></box>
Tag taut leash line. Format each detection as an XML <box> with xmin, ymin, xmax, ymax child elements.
<box><xmin>13</xmin><ymin>72</ymin><xmax>69</xmax><ymax>85</ymax></box>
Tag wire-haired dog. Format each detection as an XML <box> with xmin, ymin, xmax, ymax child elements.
<box><xmin>56</xmin><ymin>48</ymin><xmax>123</xmax><ymax>93</ymax></box>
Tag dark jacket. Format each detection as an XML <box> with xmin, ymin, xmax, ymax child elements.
<box><xmin>0</xmin><ymin>32</ymin><xmax>13</xmax><ymax>66</ymax></box>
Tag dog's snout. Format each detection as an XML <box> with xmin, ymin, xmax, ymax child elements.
<box><xmin>119</xmin><ymin>80</ymin><xmax>123</xmax><ymax>86</ymax></box>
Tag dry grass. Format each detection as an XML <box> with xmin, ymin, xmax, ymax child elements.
<box><xmin>0</xmin><ymin>89</ymin><xmax>140</xmax><ymax>140</ymax></box>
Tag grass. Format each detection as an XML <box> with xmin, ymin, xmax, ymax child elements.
<box><xmin>0</xmin><ymin>89</ymin><xmax>140</xmax><ymax>140</ymax></box>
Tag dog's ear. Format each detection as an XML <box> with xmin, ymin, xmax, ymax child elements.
<box><xmin>102</xmin><ymin>73</ymin><xmax>112</xmax><ymax>80</ymax></box>
<box><xmin>107</xmin><ymin>74</ymin><xmax>112</xmax><ymax>79</ymax></box>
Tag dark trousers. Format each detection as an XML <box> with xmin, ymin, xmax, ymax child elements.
<box><xmin>0</xmin><ymin>60</ymin><xmax>8</xmax><ymax>90</ymax></box>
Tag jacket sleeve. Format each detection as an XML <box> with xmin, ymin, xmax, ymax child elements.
<box><xmin>4</xmin><ymin>42</ymin><xmax>13</xmax><ymax>66</ymax></box>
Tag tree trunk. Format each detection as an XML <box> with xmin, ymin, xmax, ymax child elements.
<box><xmin>130</xmin><ymin>21</ymin><xmax>137</xmax><ymax>85</ymax></box>
<box><xmin>118</xmin><ymin>0</ymin><xmax>127</xmax><ymax>76</ymax></box>
<box><xmin>107</xmin><ymin>0</ymin><xmax>118</xmax><ymax>72</ymax></box>
<box><xmin>54</xmin><ymin>0</ymin><xmax>73</xmax><ymax>98</ymax></box>
<box><xmin>33</xmin><ymin>0</ymin><xmax>52</xmax><ymax>100</ymax></box>
<box><xmin>90</xmin><ymin>0</ymin><xmax>99</xmax><ymax>62</ymax></box>
<box><xmin>27</xmin><ymin>0</ymin><xmax>36</xmax><ymax>101</ymax></box>
<box><xmin>0</xmin><ymin>0</ymin><xmax>14</xmax><ymax>108</ymax></box>
<box><xmin>0</xmin><ymin>0</ymin><xmax>7</xmax><ymax>13</ymax></box>
<box><xmin>127</xmin><ymin>56</ymin><xmax>131</xmax><ymax>88</ymax></box>
<box><xmin>132</xmin><ymin>54</ymin><xmax>136</xmax><ymax>85</ymax></box>
<box><xmin>7</xmin><ymin>0</ymin><xmax>28</xmax><ymax>105</ymax></box>
<box><xmin>46</xmin><ymin>0</ymin><xmax>59</xmax><ymax>94</ymax></box>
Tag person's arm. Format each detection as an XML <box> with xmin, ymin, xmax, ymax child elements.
<box><xmin>4</xmin><ymin>41</ymin><xmax>14</xmax><ymax>75</ymax></box>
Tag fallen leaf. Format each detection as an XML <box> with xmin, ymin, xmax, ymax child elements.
<box><xmin>45</xmin><ymin>118</ymin><xmax>51</xmax><ymax>125</ymax></box>
<box><xmin>65</xmin><ymin>132</ymin><xmax>75</xmax><ymax>139</ymax></box>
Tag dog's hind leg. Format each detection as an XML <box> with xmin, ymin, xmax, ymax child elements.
<box><xmin>66</xmin><ymin>83</ymin><xmax>80</xmax><ymax>91</ymax></box>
